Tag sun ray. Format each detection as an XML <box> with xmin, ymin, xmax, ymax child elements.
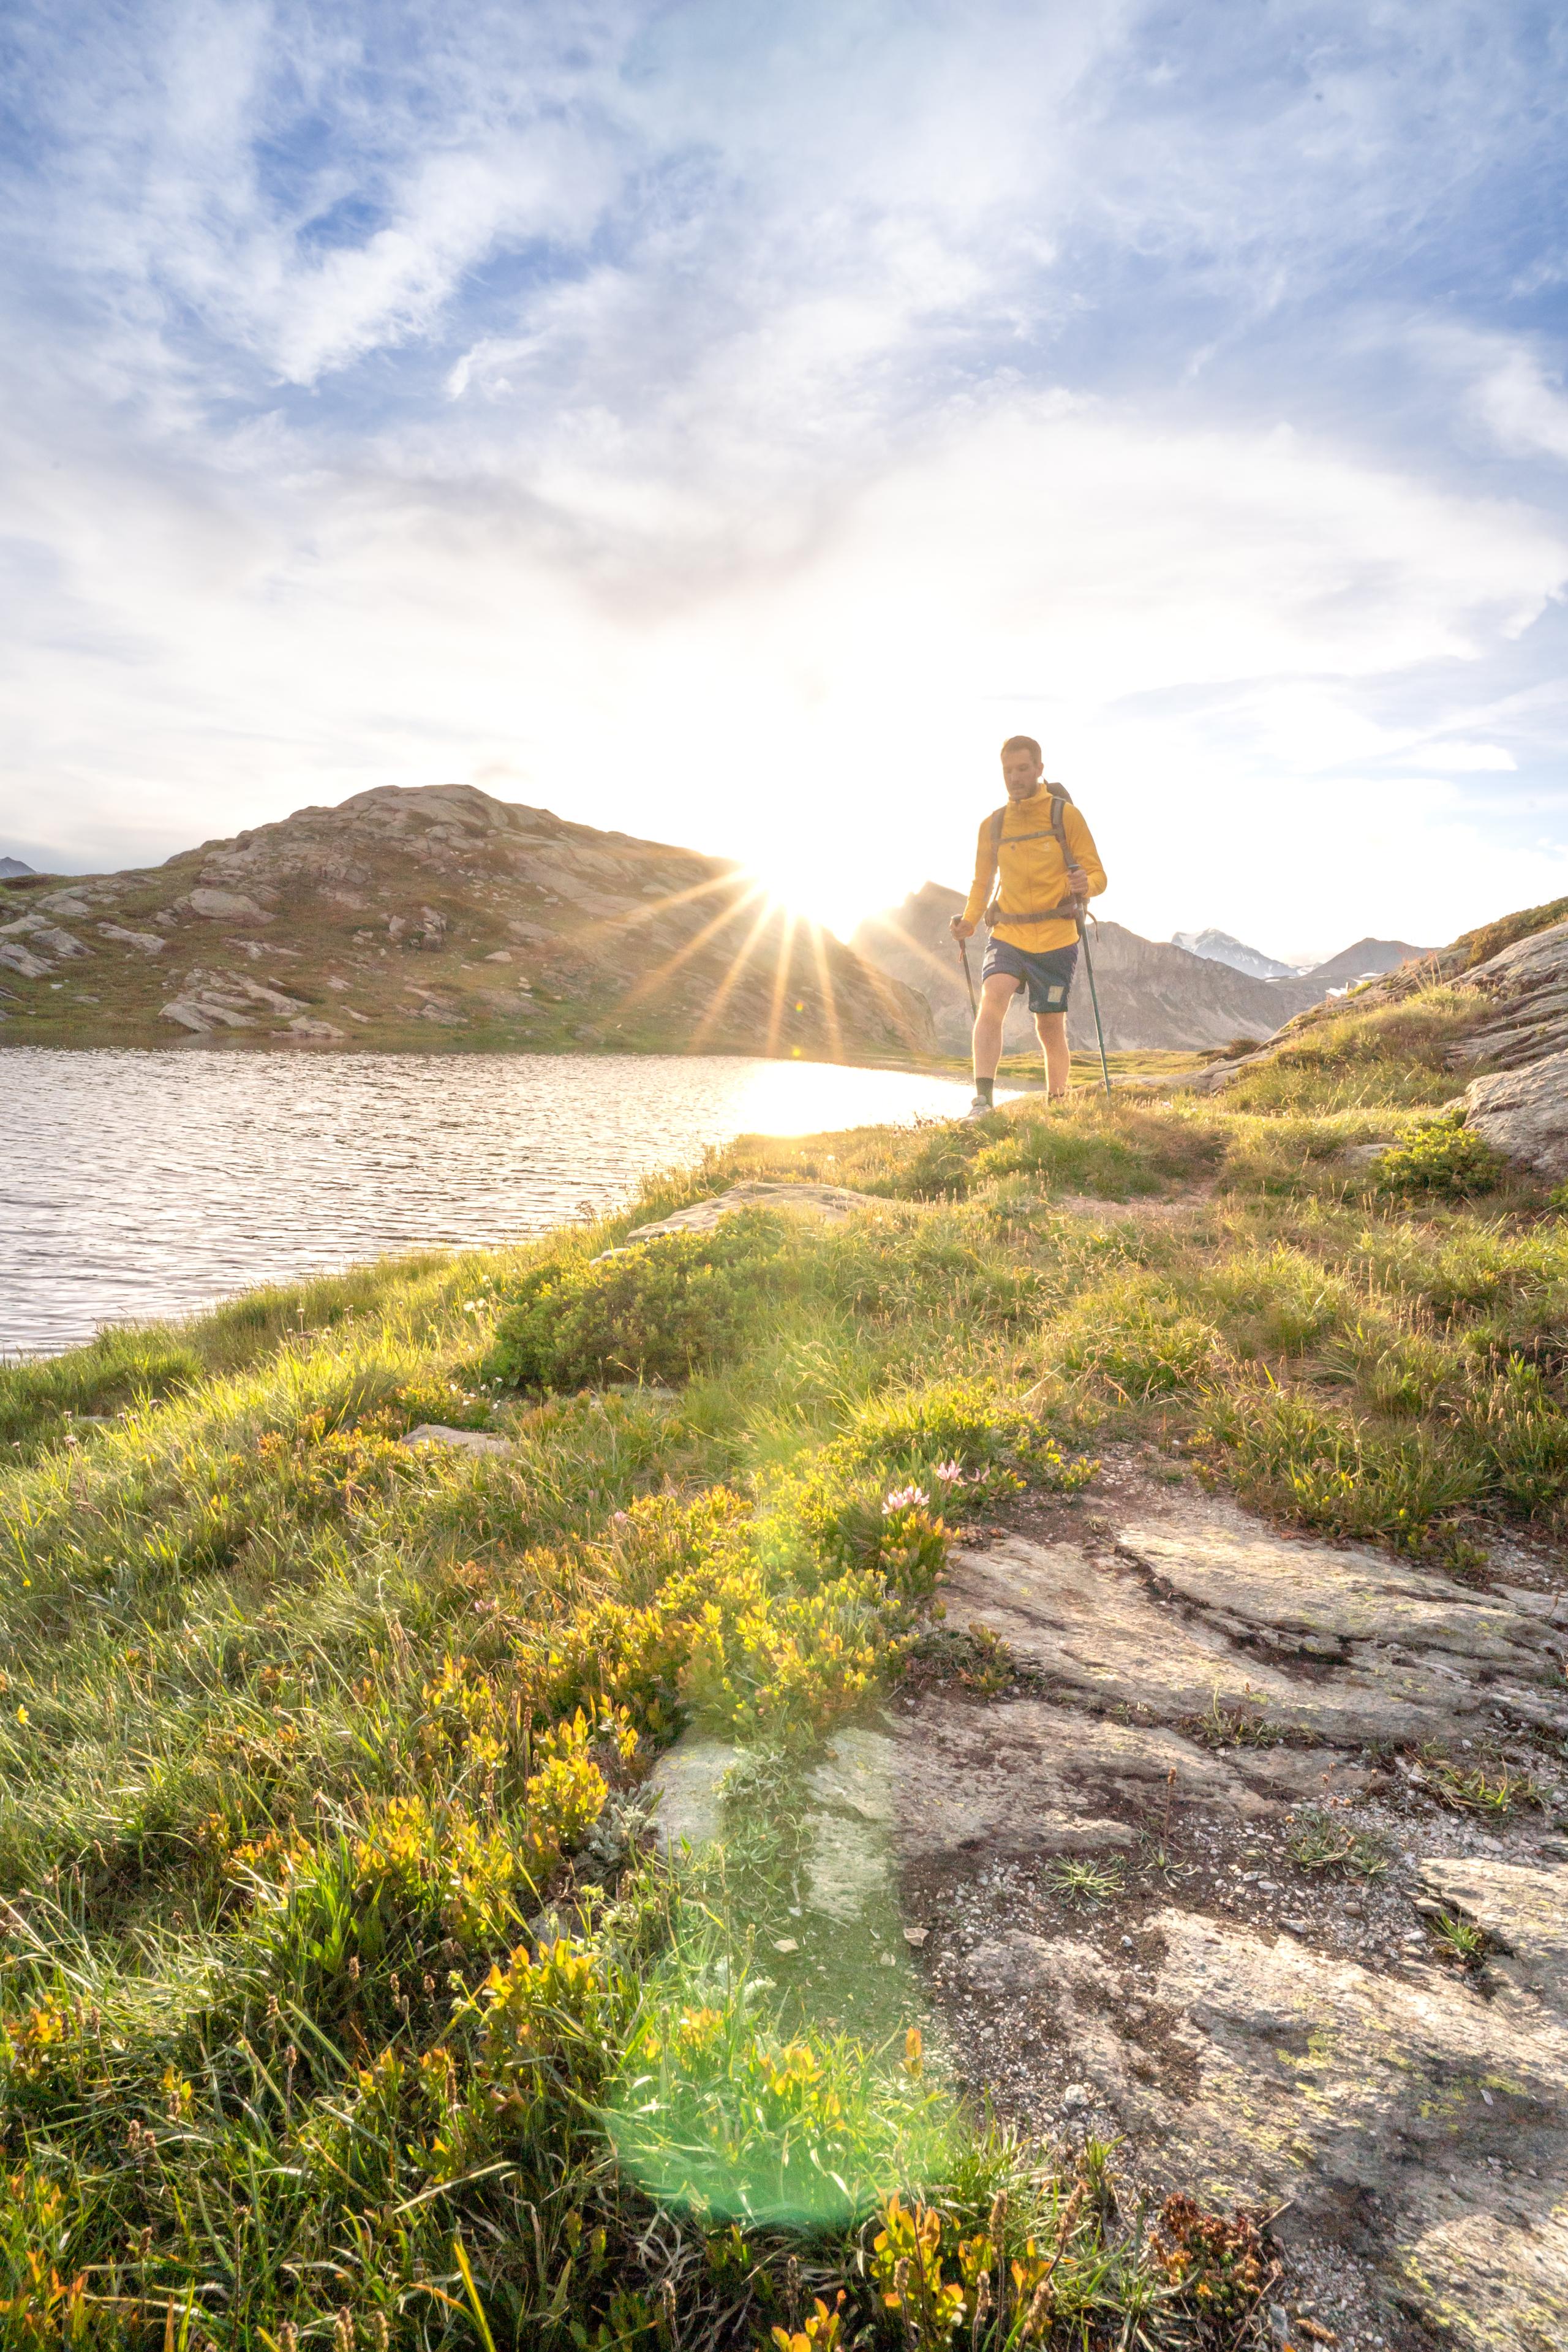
<box><xmin>763</xmin><ymin>903</ymin><xmax>801</xmax><ymax>1060</ymax></box>
<box><xmin>609</xmin><ymin>879</ymin><xmax>771</xmax><ymax>1022</ymax></box>
<box><xmin>805</xmin><ymin>919</ymin><xmax>846</xmax><ymax>1064</ymax></box>
<box><xmin>851</xmin><ymin>940</ymin><xmax>936</xmax><ymax>1055</ymax></box>
<box><xmin>855</xmin><ymin>917</ymin><xmax>973</xmax><ymax>1001</ymax></box>
<box><xmin>687</xmin><ymin>891</ymin><xmax>782</xmax><ymax>1052</ymax></box>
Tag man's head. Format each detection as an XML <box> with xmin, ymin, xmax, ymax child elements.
<box><xmin>1000</xmin><ymin>734</ymin><xmax>1043</xmax><ymax>801</ymax></box>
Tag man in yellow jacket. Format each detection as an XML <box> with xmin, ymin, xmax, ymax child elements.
<box><xmin>949</xmin><ymin>734</ymin><xmax>1107</xmax><ymax>1117</ymax></box>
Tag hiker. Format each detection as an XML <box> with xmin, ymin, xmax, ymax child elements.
<box><xmin>949</xmin><ymin>735</ymin><xmax>1107</xmax><ymax>1118</ymax></box>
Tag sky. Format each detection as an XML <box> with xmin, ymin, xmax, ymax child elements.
<box><xmin>2</xmin><ymin>1</ymin><xmax>1567</xmax><ymax>961</ymax></box>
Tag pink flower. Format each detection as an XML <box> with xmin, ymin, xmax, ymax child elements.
<box><xmin>883</xmin><ymin>1484</ymin><xmax>930</xmax><ymax>1515</ymax></box>
<box><xmin>932</xmin><ymin>1459</ymin><xmax>966</xmax><ymax>1485</ymax></box>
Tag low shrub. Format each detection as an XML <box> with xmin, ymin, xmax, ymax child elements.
<box><xmin>484</xmin><ymin>1210</ymin><xmax>800</xmax><ymax>1390</ymax></box>
<box><xmin>1374</xmin><ymin>1108</ymin><xmax>1507</xmax><ymax>1202</ymax></box>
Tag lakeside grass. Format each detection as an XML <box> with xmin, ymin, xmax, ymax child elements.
<box><xmin>1</xmin><ymin>1006</ymin><xmax>1564</xmax><ymax>2348</ymax></box>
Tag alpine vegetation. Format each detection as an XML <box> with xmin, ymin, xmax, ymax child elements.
<box><xmin>1</xmin><ymin>999</ymin><xmax>1565</xmax><ymax>2346</ymax></box>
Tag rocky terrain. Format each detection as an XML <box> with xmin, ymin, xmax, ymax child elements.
<box><xmin>653</xmin><ymin>1452</ymin><xmax>1568</xmax><ymax>2352</ymax></box>
<box><xmin>0</xmin><ymin>784</ymin><xmax>934</xmax><ymax>1060</ymax></box>
<box><xmin>1178</xmin><ymin>898</ymin><xmax>1568</xmax><ymax>1182</ymax></box>
<box><xmin>854</xmin><ymin>883</ymin><xmax>1331</xmax><ymax>1054</ymax></box>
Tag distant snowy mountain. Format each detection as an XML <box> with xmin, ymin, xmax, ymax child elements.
<box><xmin>0</xmin><ymin>857</ymin><xmax>34</xmax><ymax>880</ymax></box>
<box><xmin>1169</xmin><ymin>927</ymin><xmax>1300</xmax><ymax>980</ymax></box>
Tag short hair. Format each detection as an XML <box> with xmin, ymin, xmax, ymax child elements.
<box><xmin>1000</xmin><ymin>734</ymin><xmax>1042</xmax><ymax>761</ymax></box>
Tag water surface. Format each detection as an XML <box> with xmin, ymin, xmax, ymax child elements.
<box><xmin>4</xmin><ymin>1049</ymin><xmax>1001</xmax><ymax>1356</ymax></box>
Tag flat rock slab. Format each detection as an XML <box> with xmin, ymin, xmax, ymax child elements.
<box><xmin>624</xmin><ymin>1182</ymin><xmax>883</xmax><ymax>1242</ymax></box>
<box><xmin>942</xmin><ymin>1521</ymin><xmax>1559</xmax><ymax>1745</ymax></box>
<box><xmin>644</xmin><ymin>1732</ymin><xmax>736</xmax><ymax>1857</ymax></box>
<box><xmin>1417</xmin><ymin>1853</ymin><xmax>1568</xmax><ymax>2007</ymax></box>
<box><xmin>950</xmin><ymin>1907</ymin><xmax>1568</xmax><ymax>2352</ymax></box>
<box><xmin>793</xmin><ymin>1481</ymin><xmax>1568</xmax><ymax>2349</ymax></box>
<box><xmin>397</xmin><ymin>1423</ymin><xmax>512</xmax><ymax>1455</ymax></box>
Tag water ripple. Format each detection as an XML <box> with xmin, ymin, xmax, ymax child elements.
<box><xmin>2</xmin><ymin>1049</ymin><xmax>990</xmax><ymax>1356</ymax></box>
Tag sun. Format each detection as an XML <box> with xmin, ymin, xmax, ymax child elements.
<box><xmin>743</xmin><ymin>862</ymin><xmax>862</xmax><ymax>944</ymax></box>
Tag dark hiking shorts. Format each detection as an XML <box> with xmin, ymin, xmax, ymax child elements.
<box><xmin>981</xmin><ymin>937</ymin><xmax>1079</xmax><ymax>1015</ymax></box>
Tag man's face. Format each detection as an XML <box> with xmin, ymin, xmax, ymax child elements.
<box><xmin>1001</xmin><ymin>745</ymin><xmax>1044</xmax><ymax>801</ymax></box>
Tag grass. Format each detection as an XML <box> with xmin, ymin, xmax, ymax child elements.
<box><xmin>1425</xmin><ymin>1912</ymin><xmax>1487</xmax><ymax>1969</ymax></box>
<box><xmin>1</xmin><ymin>1028</ymin><xmax>1565</xmax><ymax>2345</ymax></box>
<box><xmin>1284</xmin><ymin>1810</ymin><xmax>1392</xmax><ymax>1880</ymax></box>
<box><xmin>1045</xmin><ymin>1858</ymin><xmax>1126</xmax><ymax>1907</ymax></box>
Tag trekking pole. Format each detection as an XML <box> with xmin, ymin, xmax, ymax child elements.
<box><xmin>954</xmin><ymin>928</ymin><xmax>977</xmax><ymax>1015</ymax></box>
<box><xmin>1077</xmin><ymin>911</ymin><xmax>1112</xmax><ymax>1096</ymax></box>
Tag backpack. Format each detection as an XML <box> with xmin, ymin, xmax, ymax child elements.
<box><xmin>983</xmin><ymin>788</ymin><xmax>1085</xmax><ymax>932</ymax></box>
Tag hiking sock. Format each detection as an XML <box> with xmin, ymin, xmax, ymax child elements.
<box><xmin>974</xmin><ymin>1075</ymin><xmax>995</xmax><ymax>1107</ymax></box>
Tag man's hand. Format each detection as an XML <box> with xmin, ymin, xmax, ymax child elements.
<box><xmin>1065</xmin><ymin>867</ymin><xmax>1089</xmax><ymax>898</ymax></box>
<box><xmin>949</xmin><ymin>914</ymin><xmax>975</xmax><ymax>941</ymax></box>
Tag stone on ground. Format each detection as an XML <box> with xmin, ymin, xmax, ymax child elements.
<box><xmin>625</xmin><ymin>1180</ymin><xmax>884</xmax><ymax>1242</ymax></box>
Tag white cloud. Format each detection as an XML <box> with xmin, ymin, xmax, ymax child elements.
<box><xmin>4</xmin><ymin>0</ymin><xmax>1568</xmax><ymax>966</ymax></box>
<box><xmin>1472</xmin><ymin>346</ymin><xmax>1568</xmax><ymax>466</ymax></box>
<box><xmin>1386</xmin><ymin>739</ymin><xmax>1516</xmax><ymax>772</ymax></box>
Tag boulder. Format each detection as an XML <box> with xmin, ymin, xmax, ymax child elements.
<box><xmin>160</xmin><ymin>999</ymin><xmax>213</xmax><ymax>1032</ymax></box>
<box><xmin>1462</xmin><ymin>1047</ymin><xmax>1568</xmax><ymax>1182</ymax></box>
<box><xmin>0</xmin><ymin>941</ymin><xmax>53</xmax><ymax>979</ymax></box>
<box><xmin>98</xmin><ymin>923</ymin><xmax>165</xmax><ymax>954</ymax></box>
<box><xmin>189</xmin><ymin>888</ymin><xmax>271</xmax><ymax>922</ymax></box>
<box><xmin>27</xmin><ymin>924</ymin><xmax>89</xmax><ymax>959</ymax></box>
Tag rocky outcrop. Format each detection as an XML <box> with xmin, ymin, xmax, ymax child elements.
<box><xmin>854</xmin><ymin>884</ymin><xmax>1328</xmax><ymax>1053</ymax></box>
<box><xmin>1171</xmin><ymin>905</ymin><xmax>1568</xmax><ymax>1109</ymax></box>
<box><xmin>1463</xmin><ymin>1050</ymin><xmax>1568</xmax><ymax>1183</ymax></box>
<box><xmin>1</xmin><ymin>784</ymin><xmax>935</xmax><ymax>1062</ymax></box>
<box><xmin>1444</xmin><ymin>917</ymin><xmax>1568</xmax><ymax>1074</ymax></box>
<box><xmin>651</xmin><ymin>1463</ymin><xmax>1568</xmax><ymax>2348</ymax></box>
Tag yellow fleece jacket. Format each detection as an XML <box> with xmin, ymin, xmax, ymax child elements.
<box><xmin>961</xmin><ymin>791</ymin><xmax>1107</xmax><ymax>955</ymax></box>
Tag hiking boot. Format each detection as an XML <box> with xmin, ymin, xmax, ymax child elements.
<box><xmin>962</xmin><ymin>1094</ymin><xmax>993</xmax><ymax>1121</ymax></box>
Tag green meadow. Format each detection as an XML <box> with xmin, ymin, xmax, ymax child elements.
<box><xmin>1</xmin><ymin>988</ymin><xmax>1564</xmax><ymax>2349</ymax></box>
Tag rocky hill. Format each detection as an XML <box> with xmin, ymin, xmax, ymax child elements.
<box><xmin>853</xmin><ymin>883</ymin><xmax>1329</xmax><ymax>1054</ymax></box>
<box><xmin>1175</xmin><ymin>894</ymin><xmax>1568</xmax><ymax>1177</ymax></box>
<box><xmin>1305</xmin><ymin>936</ymin><xmax>1429</xmax><ymax>984</ymax></box>
<box><xmin>0</xmin><ymin>784</ymin><xmax>935</xmax><ymax>1060</ymax></box>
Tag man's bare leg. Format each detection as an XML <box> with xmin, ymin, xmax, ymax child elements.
<box><xmin>972</xmin><ymin>971</ymin><xmax>1020</xmax><ymax>1090</ymax></box>
<box><xmin>1035</xmin><ymin>1009</ymin><xmax>1070</xmax><ymax>1098</ymax></box>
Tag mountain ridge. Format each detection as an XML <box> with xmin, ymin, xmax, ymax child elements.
<box><xmin>1169</xmin><ymin>926</ymin><xmax>1301</xmax><ymax>979</ymax></box>
<box><xmin>0</xmin><ymin>783</ymin><xmax>935</xmax><ymax>1060</ymax></box>
<box><xmin>853</xmin><ymin>883</ymin><xmax>1332</xmax><ymax>1053</ymax></box>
